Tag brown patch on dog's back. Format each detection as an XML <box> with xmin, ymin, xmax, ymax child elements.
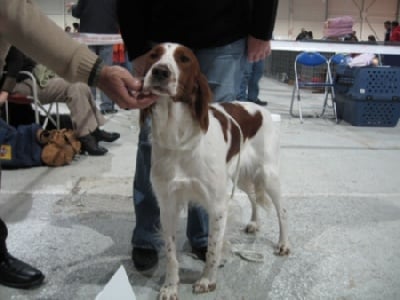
<box><xmin>219</xmin><ymin>103</ymin><xmax>263</xmax><ymax>162</ymax></box>
<box><xmin>210</xmin><ymin>107</ymin><xmax>228</xmax><ymax>142</ymax></box>
<box><xmin>210</xmin><ymin>103</ymin><xmax>263</xmax><ymax>161</ymax></box>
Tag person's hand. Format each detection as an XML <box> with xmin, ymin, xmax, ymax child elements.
<box><xmin>247</xmin><ymin>35</ymin><xmax>272</xmax><ymax>63</ymax></box>
<box><xmin>0</xmin><ymin>91</ymin><xmax>8</xmax><ymax>106</ymax></box>
<box><xmin>97</xmin><ymin>65</ymin><xmax>158</xmax><ymax>109</ymax></box>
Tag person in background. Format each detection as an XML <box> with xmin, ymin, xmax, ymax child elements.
<box><xmin>1</xmin><ymin>46</ymin><xmax>120</xmax><ymax>156</ymax></box>
<box><xmin>0</xmin><ymin>0</ymin><xmax>156</xmax><ymax>289</ymax></box>
<box><xmin>390</xmin><ymin>20</ymin><xmax>400</xmax><ymax>42</ymax></box>
<box><xmin>117</xmin><ymin>0</ymin><xmax>278</xmax><ymax>272</ymax></box>
<box><xmin>237</xmin><ymin>58</ymin><xmax>268</xmax><ymax>106</ymax></box>
<box><xmin>72</xmin><ymin>22</ymin><xmax>80</xmax><ymax>33</ymax></box>
<box><xmin>296</xmin><ymin>28</ymin><xmax>313</xmax><ymax>41</ymax></box>
<box><xmin>384</xmin><ymin>20</ymin><xmax>392</xmax><ymax>41</ymax></box>
<box><xmin>67</xmin><ymin>0</ymin><xmax>120</xmax><ymax>115</ymax></box>
<box><xmin>367</xmin><ymin>35</ymin><xmax>377</xmax><ymax>43</ymax></box>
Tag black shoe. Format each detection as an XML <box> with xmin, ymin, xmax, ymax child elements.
<box><xmin>92</xmin><ymin>128</ymin><xmax>120</xmax><ymax>143</ymax></box>
<box><xmin>101</xmin><ymin>108</ymin><xmax>118</xmax><ymax>115</ymax></box>
<box><xmin>0</xmin><ymin>253</ymin><xmax>45</xmax><ymax>289</ymax></box>
<box><xmin>79</xmin><ymin>134</ymin><xmax>108</xmax><ymax>156</ymax></box>
<box><xmin>252</xmin><ymin>99</ymin><xmax>268</xmax><ymax>106</ymax></box>
<box><xmin>131</xmin><ymin>247</ymin><xmax>158</xmax><ymax>271</ymax></box>
<box><xmin>191</xmin><ymin>246</ymin><xmax>207</xmax><ymax>262</ymax></box>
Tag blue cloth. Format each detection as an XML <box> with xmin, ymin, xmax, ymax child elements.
<box><xmin>89</xmin><ymin>45</ymin><xmax>114</xmax><ymax>111</ymax></box>
<box><xmin>132</xmin><ymin>38</ymin><xmax>246</xmax><ymax>251</ymax></box>
<box><xmin>237</xmin><ymin>58</ymin><xmax>266</xmax><ymax>101</ymax></box>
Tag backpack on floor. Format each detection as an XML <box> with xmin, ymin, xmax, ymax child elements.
<box><xmin>0</xmin><ymin>118</ymin><xmax>43</xmax><ymax>169</ymax></box>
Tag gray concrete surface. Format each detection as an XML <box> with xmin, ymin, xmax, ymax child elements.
<box><xmin>1</xmin><ymin>77</ymin><xmax>400</xmax><ymax>300</ymax></box>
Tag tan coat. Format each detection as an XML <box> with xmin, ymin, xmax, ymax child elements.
<box><xmin>0</xmin><ymin>0</ymin><xmax>97</xmax><ymax>84</ymax></box>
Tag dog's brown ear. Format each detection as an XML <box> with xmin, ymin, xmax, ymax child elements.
<box><xmin>193</xmin><ymin>73</ymin><xmax>212</xmax><ymax>132</ymax></box>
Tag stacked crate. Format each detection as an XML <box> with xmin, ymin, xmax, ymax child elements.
<box><xmin>334</xmin><ymin>65</ymin><xmax>400</xmax><ymax>126</ymax></box>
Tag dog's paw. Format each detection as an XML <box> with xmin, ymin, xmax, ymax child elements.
<box><xmin>244</xmin><ymin>221</ymin><xmax>259</xmax><ymax>234</ymax></box>
<box><xmin>275</xmin><ymin>242</ymin><xmax>290</xmax><ymax>256</ymax></box>
<box><xmin>159</xmin><ymin>284</ymin><xmax>179</xmax><ymax>300</ymax></box>
<box><xmin>192</xmin><ymin>278</ymin><xmax>216</xmax><ymax>294</ymax></box>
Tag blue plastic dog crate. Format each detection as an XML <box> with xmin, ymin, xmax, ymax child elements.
<box><xmin>334</xmin><ymin>65</ymin><xmax>400</xmax><ymax>127</ymax></box>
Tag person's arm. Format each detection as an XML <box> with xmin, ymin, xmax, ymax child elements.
<box><xmin>246</xmin><ymin>0</ymin><xmax>279</xmax><ymax>62</ymax></box>
<box><xmin>250</xmin><ymin>0</ymin><xmax>278</xmax><ymax>41</ymax></box>
<box><xmin>0</xmin><ymin>0</ymin><xmax>157</xmax><ymax>109</ymax></box>
<box><xmin>0</xmin><ymin>0</ymin><xmax>96</xmax><ymax>84</ymax></box>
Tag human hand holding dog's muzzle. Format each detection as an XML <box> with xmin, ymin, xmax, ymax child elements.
<box><xmin>97</xmin><ymin>65</ymin><xmax>158</xmax><ymax>110</ymax></box>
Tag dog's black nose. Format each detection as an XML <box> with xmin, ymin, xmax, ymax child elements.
<box><xmin>152</xmin><ymin>64</ymin><xmax>171</xmax><ymax>81</ymax></box>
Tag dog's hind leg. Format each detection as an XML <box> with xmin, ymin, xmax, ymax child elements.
<box><xmin>262</xmin><ymin>169</ymin><xmax>290</xmax><ymax>256</ymax></box>
<box><xmin>238</xmin><ymin>181</ymin><xmax>260</xmax><ymax>234</ymax></box>
<box><xmin>193</xmin><ymin>204</ymin><xmax>227</xmax><ymax>294</ymax></box>
<box><xmin>158</xmin><ymin>201</ymin><xmax>180</xmax><ymax>300</ymax></box>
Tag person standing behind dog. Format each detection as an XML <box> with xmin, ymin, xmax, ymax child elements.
<box><xmin>67</xmin><ymin>0</ymin><xmax>120</xmax><ymax>115</ymax></box>
<box><xmin>117</xmin><ymin>0</ymin><xmax>279</xmax><ymax>272</ymax></box>
<box><xmin>237</xmin><ymin>58</ymin><xmax>268</xmax><ymax>106</ymax></box>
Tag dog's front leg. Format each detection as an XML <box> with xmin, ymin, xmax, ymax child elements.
<box><xmin>193</xmin><ymin>206</ymin><xmax>227</xmax><ymax>294</ymax></box>
<box><xmin>159</xmin><ymin>202</ymin><xmax>180</xmax><ymax>300</ymax></box>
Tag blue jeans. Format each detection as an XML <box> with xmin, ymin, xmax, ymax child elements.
<box><xmin>237</xmin><ymin>58</ymin><xmax>265</xmax><ymax>101</ymax></box>
<box><xmin>89</xmin><ymin>45</ymin><xmax>114</xmax><ymax>111</ymax></box>
<box><xmin>132</xmin><ymin>38</ymin><xmax>246</xmax><ymax>251</ymax></box>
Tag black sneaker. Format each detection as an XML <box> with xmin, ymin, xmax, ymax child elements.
<box><xmin>0</xmin><ymin>253</ymin><xmax>45</xmax><ymax>289</ymax></box>
<box><xmin>101</xmin><ymin>108</ymin><xmax>118</xmax><ymax>115</ymax></box>
<box><xmin>79</xmin><ymin>134</ymin><xmax>108</xmax><ymax>156</ymax></box>
<box><xmin>92</xmin><ymin>128</ymin><xmax>120</xmax><ymax>143</ymax></box>
<box><xmin>191</xmin><ymin>246</ymin><xmax>207</xmax><ymax>262</ymax></box>
<box><xmin>253</xmin><ymin>99</ymin><xmax>268</xmax><ymax>106</ymax></box>
<box><xmin>131</xmin><ymin>248</ymin><xmax>158</xmax><ymax>271</ymax></box>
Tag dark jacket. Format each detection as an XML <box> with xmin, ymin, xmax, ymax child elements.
<box><xmin>72</xmin><ymin>0</ymin><xmax>119</xmax><ymax>34</ymax></box>
<box><xmin>0</xmin><ymin>47</ymin><xmax>35</xmax><ymax>93</ymax></box>
<box><xmin>117</xmin><ymin>0</ymin><xmax>279</xmax><ymax>59</ymax></box>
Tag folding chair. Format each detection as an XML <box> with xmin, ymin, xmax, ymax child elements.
<box><xmin>290</xmin><ymin>52</ymin><xmax>337</xmax><ymax>123</ymax></box>
<box><xmin>4</xmin><ymin>71</ymin><xmax>60</xmax><ymax>129</ymax></box>
<box><xmin>321</xmin><ymin>53</ymin><xmax>348</xmax><ymax>119</ymax></box>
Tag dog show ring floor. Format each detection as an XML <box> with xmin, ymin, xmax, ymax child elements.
<box><xmin>1</xmin><ymin>77</ymin><xmax>400</xmax><ymax>300</ymax></box>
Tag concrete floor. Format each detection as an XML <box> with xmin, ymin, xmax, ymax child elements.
<box><xmin>1</xmin><ymin>77</ymin><xmax>400</xmax><ymax>300</ymax></box>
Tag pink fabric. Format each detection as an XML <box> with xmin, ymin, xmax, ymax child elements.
<box><xmin>324</xmin><ymin>16</ymin><xmax>354</xmax><ymax>28</ymax></box>
<box><xmin>323</xmin><ymin>27</ymin><xmax>353</xmax><ymax>38</ymax></box>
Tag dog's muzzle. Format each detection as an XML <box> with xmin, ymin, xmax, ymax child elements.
<box><xmin>151</xmin><ymin>64</ymin><xmax>171</xmax><ymax>82</ymax></box>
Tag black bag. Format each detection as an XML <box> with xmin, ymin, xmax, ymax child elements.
<box><xmin>0</xmin><ymin>118</ymin><xmax>43</xmax><ymax>169</ymax></box>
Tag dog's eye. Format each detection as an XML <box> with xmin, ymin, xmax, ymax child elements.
<box><xmin>179</xmin><ymin>55</ymin><xmax>190</xmax><ymax>63</ymax></box>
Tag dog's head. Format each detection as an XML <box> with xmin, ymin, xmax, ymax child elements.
<box><xmin>140</xmin><ymin>43</ymin><xmax>212</xmax><ymax>131</ymax></box>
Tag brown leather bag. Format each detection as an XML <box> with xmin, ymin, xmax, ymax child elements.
<box><xmin>39</xmin><ymin>129</ymin><xmax>81</xmax><ymax>167</ymax></box>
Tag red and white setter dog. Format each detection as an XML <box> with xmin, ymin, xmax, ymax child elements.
<box><xmin>139</xmin><ymin>43</ymin><xmax>290</xmax><ymax>299</ymax></box>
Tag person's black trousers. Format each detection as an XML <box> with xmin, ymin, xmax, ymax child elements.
<box><xmin>0</xmin><ymin>163</ymin><xmax>7</xmax><ymax>258</ymax></box>
<box><xmin>0</xmin><ymin>218</ymin><xmax>8</xmax><ymax>259</ymax></box>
